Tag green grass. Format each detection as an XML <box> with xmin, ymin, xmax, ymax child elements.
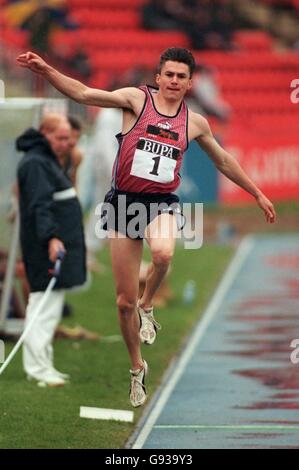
<box><xmin>0</xmin><ymin>243</ymin><xmax>232</xmax><ymax>449</ymax></box>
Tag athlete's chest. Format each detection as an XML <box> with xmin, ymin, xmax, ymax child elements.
<box><xmin>128</xmin><ymin>118</ymin><xmax>186</xmax><ymax>184</ymax></box>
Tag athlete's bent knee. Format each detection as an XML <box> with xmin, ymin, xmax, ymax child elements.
<box><xmin>116</xmin><ymin>294</ymin><xmax>136</xmax><ymax>315</ymax></box>
<box><xmin>152</xmin><ymin>249</ymin><xmax>173</xmax><ymax>268</ymax></box>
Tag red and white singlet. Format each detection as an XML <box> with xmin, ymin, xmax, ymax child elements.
<box><xmin>111</xmin><ymin>85</ymin><xmax>189</xmax><ymax>193</ymax></box>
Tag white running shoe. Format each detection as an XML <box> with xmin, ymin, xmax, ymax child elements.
<box><xmin>138</xmin><ymin>300</ymin><xmax>161</xmax><ymax>345</ymax></box>
<box><xmin>129</xmin><ymin>360</ymin><xmax>148</xmax><ymax>407</ymax></box>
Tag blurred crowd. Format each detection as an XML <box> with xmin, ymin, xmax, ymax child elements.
<box><xmin>142</xmin><ymin>0</ymin><xmax>236</xmax><ymax>50</ymax></box>
<box><xmin>2</xmin><ymin>0</ymin><xmax>91</xmax><ymax>79</ymax></box>
<box><xmin>142</xmin><ymin>0</ymin><xmax>299</xmax><ymax>50</ymax></box>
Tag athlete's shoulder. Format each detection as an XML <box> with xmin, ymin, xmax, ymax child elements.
<box><xmin>115</xmin><ymin>86</ymin><xmax>146</xmax><ymax>114</ymax></box>
<box><xmin>117</xmin><ymin>86</ymin><xmax>145</xmax><ymax>102</ymax></box>
<box><xmin>188</xmin><ymin>110</ymin><xmax>211</xmax><ymax>139</ymax></box>
<box><xmin>188</xmin><ymin>109</ymin><xmax>209</xmax><ymax>127</ymax></box>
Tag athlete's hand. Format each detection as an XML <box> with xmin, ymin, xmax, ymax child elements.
<box><xmin>16</xmin><ymin>51</ymin><xmax>48</xmax><ymax>75</ymax></box>
<box><xmin>255</xmin><ymin>193</ymin><xmax>276</xmax><ymax>224</ymax></box>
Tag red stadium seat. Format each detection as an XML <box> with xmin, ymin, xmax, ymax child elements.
<box><xmin>1</xmin><ymin>28</ymin><xmax>28</xmax><ymax>48</ymax></box>
<box><xmin>91</xmin><ymin>49</ymin><xmax>159</xmax><ymax>70</ymax></box>
<box><xmin>219</xmin><ymin>71</ymin><xmax>296</xmax><ymax>91</ymax></box>
<box><xmin>224</xmin><ymin>90</ymin><xmax>293</xmax><ymax>112</ymax></box>
<box><xmin>195</xmin><ymin>51</ymin><xmax>299</xmax><ymax>72</ymax></box>
<box><xmin>77</xmin><ymin>29</ymin><xmax>189</xmax><ymax>49</ymax></box>
<box><xmin>67</xmin><ymin>0</ymin><xmax>145</xmax><ymax>9</ymax></box>
<box><xmin>233</xmin><ymin>30</ymin><xmax>273</xmax><ymax>51</ymax></box>
<box><xmin>50</xmin><ymin>29</ymin><xmax>189</xmax><ymax>54</ymax></box>
<box><xmin>70</xmin><ymin>9</ymin><xmax>141</xmax><ymax>28</ymax></box>
<box><xmin>4</xmin><ymin>0</ymin><xmax>299</xmax><ymax>142</ymax></box>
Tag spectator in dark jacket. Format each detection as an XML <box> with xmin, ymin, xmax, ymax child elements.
<box><xmin>16</xmin><ymin>114</ymin><xmax>86</xmax><ymax>387</ymax></box>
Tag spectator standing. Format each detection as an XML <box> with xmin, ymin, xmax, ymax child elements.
<box><xmin>16</xmin><ymin>114</ymin><xmax>86</xmax><ymax>386</ymax></box>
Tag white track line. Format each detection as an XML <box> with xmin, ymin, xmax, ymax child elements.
<box><xmin>132</xmin><ymin>235</ymin><xmax>255</xmax><ymax>449</ymax></box>
<box><xmin>154</xmin><ymin>425</ymin><xmax>299</xmax><ymax>431</ymax></box>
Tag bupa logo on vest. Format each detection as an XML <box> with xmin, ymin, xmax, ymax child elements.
<box><xmin>137</xmin><ymin>138</ymin><xmax>180</xmax><ymax>160</ymax></box>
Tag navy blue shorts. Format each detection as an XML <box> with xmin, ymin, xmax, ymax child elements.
<box><xmin>101</xmin><ymin>189</ymin><xmax>185</xmax><ymax>240</ymax></box>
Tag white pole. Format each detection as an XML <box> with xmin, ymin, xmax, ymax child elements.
<box><xmin>0</xmin><ymin>276</ymin><xmax>57</xmax><ymax>376</ymax></box>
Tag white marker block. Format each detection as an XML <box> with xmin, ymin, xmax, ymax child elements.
<box><xmin>80</xmin><ymin>406</ymin><xmax>134</xmax><ymax>423</ymax></box>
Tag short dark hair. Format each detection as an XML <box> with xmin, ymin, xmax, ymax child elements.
<box><xmin>67</xmin><ymin>114</ymin><xmax>83</xmax><ymax>132</ymax></box>
<box><xmin>158</xmin><ymin>47</ymin><xmax>196</xmax><ymax>77</ymax></box>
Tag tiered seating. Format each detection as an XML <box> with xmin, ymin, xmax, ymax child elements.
<box><xmin>0</xmin><ymin>2</ymin><xmax>28</xmax><ymax>49</ymax></box>
<box><xmin>0</xmin><ymin>27</ymin><xmax>28</xmax><ymax>49</ymax></box>
<box><xmin>62</xmin><ymin>4</ymin><xmax>299</xmax><ymax>137</ymax></box>
<box><xmin>195</xmin><ymin>51</ymin><xmax>299</xmax><ymax>71</ymax></box>
<box><xmin>233</xmin><ymin>30</ymin><xmax>273</xmax><ymax>51</ymax></box>
<box><xmin>68</xmin><ymin>0</ymin><xmax>145</xmax><ymax>8</ymax></box>
<box><xmin>246</xmin><ymin>113</ymin><xmax>299</xmax><ymax>135</ymax></box>
<box><xmin>2</xmin><ymin>0</ymin><xmax>299</xmax><ymax>140</ymax></box>
<box><xmin>51</xmin><ymin>29</ymin><xmax>188</xmax><ymax>50</ymax></box>
<box><xmin>51</xmin><ymin>0</ymin><xmax>189</xmax><ymax>76</ymax></box>
<box><xmin>193</xmin><ymin>30</ymin><xmax>299</xmax><ymax>136</ymax></box>
<box><xmin>90</xmin><ymin>49</ymin><xmax>158</xmax><ymax>71</ymax></box>
<box><xmin>219</xmin><ymin>71</ymin><xmax>296</xmax><ymax>91</ymax></box>
<box><xmin>69</xmin><ymin>9</ymin><xmax>141</xmax><ymax>28</ymax></box>
<box><xmin>224</xmin><ymin>90</ymin><xmax>292</xmax><ymax>112</ymax></box>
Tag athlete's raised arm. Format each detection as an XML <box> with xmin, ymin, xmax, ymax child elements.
<box><xmin>189</xmin><ymin>111</ymin><xmax>276</xmax><ymax>224</ymax></box>
<box><xmin>16</xmin><ymin>51</ymin><xmax>143</xmax><ymax>109</ymax></box>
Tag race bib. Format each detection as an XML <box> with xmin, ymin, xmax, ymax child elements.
<box><xmin>131</xmin><ymin>138</ymin><xmax>179</xmax><ymax>183</ymax></box>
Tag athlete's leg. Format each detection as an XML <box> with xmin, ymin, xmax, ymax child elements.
<box><xmin>109</xmin><ymin>232</ymin><xmax>144</xmax><ymax>370</ymax></box>
<box><xmin>140</xmin><ymin>213</ymin><xmax>178</xmax><ymax>309</ymax></box>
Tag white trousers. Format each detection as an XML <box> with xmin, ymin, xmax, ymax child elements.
<box><xmin>23</xmin><ymin>290</ymin><xmax>65</xmax><ymax>380</ymax></box>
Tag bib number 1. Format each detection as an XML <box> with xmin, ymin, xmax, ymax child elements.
<box><xmin>149</xmin><ymin>156</ymin><xmax>160</xmax><ymax>176</ymax></box>
<box><xmin>130</xmin><ymin>138</ymin><xmax>179</xmax><ymax>183</ymax></box>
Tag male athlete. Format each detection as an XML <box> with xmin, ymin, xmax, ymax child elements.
<box><xmin>17</xmin><ymin>47</ymin><xmax>276</xmax><ymax>407</ymax></box>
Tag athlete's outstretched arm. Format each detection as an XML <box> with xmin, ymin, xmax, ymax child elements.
<box><xmin>193</xmin><ymin>114</ymin><xmax>276</xmax><ymax>224</ymax></box>
<box><xmin>16</xmin><ymin>51</ymin><xmax>141</xmax><ymax>109</ymax></box>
